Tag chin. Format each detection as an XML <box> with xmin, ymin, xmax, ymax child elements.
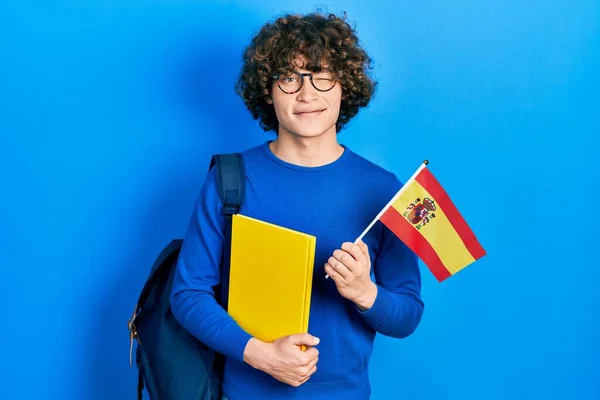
<box><xmin>285</xmin><ymin>124</ymin><xmax>336</xmax><ymax>139</ymax></box>
<box><xmin>297</xmin><ymin>130</ymin><xmax>327</xmax><ymax>138</ymax></box>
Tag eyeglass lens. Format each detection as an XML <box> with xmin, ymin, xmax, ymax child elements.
<box><xmin>276</xmin><ymin>71</ymin><xmax>336</xmax><ymax>93</ymax></box>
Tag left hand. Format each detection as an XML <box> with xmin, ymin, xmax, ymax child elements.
<box><xmin>325</xmin><ymin>240</ymin><xmax>377</xmax><ymax>310</ymax></box>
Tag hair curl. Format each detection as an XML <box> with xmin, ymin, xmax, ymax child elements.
<box><xmin>235</xmin><ymin>12</ymin><xmax>377</xmax><ymax>133</ymax></box>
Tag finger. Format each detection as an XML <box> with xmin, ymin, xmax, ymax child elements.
<box><xmin>356</xmin><ymin>239</ymin><xmax>371</xmax><ymax>262</ymax></box>
<box><xmin>333</xmin><ymin>248</ymin><xmax>357</xmax><ymax>266</ymax></box>
<box><xmin>291</xmin><ymin>332</ymin><xmax>320</xmax><ymax>347</ymax></box>
<box><xmin>298</xmin><ymin>364</ymin><xmax>317</xmax><ymax>385</ymax></box>
<box><xmin>331</xmin><ymin>251</ymin><xmax>355</xmax><ymax>275</ymax></box>
<box><xmin>301</xmin><ymin>347</ymin><xmax>319</xmax><ymax>364</ymax></box>
<box><xmin>297</xmin><ymin>373</ymin><xmax>313</xmax><ymax>386</ymax></box>
<box><xmin>341</xmin><ymin>242</ymin><xmax>366</xmax><ymax>264</ymax></box>
<box><xmin>324</xmin><ymin>263</ymin><xmax>345</xmax><ymax>284</ymax></box>
<box><xmin>302</xmin><ymin>357</ymin><xmax>319</xmax><ymax>374</ymax></box>
<box><xmin>326</xmin><ymin>259</ymin><xmax>350</xmax><ymax>280</ymax></box>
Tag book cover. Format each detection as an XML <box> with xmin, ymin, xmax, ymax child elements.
<box><xmin>228</xmin><ymin>214</ymin><xmax>316</xmax><ymax>343</ymax></box>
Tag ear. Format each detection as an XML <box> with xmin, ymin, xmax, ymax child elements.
<box><xmin>263</xmin><ymin>88</ymin><xmax>273</xmax><ymax>104</ymax></box>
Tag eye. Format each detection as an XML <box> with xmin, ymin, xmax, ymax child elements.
<box><xmin>313</xmin><ymin>71</ymin><xmax>335</xmax><ymax>81</ymax></box>
<box><xmin>281</xmin><ymin>76</ymin><xmax>299</xmax><ymax>83</ymax></box>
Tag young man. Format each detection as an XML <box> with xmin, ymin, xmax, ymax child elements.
<box><xmin>170</xmin><ymin>11</ymin><xmax>424</xmax><ymax>400</ymax></box>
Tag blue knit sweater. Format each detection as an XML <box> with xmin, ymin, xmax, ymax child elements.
<box><xmin>170</xmin><ymin>141</ymin><xmax>424</xmax><ymax>400</ymax></box>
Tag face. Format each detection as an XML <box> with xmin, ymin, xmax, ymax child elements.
<box><xmin>266</xmin><ymin>55</ymin><xmax>342</xmax><ymax>139</ymax></box>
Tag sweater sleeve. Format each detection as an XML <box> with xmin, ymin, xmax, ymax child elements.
<box><xmin>169</xmin><ymin>168</ymin><xmax>253</xmax><ymax>362</ymax></box>
<box><xmin>358</xmin><ymin>186</ymin><xmax>425</xmax><ymax>338</ymax></box>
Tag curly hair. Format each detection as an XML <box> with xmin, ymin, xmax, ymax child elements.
<box><xmin>235</xmin><ymin>12</ymin><xmax>377</xmax><ymax>133</ymax></box>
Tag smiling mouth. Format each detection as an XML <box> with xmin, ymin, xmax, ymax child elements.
<box><xmin>294</xmin><ymin>109</ymin><xmax>325</xmax><ymax>116</ymax></box>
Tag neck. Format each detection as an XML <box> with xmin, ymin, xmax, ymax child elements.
<box><xmin>269</xmin><ymin>129</ymin><xmax>344</xmax><ymax>167</ymax></box>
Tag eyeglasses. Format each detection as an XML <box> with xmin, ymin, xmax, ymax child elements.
<box><xmin>272</xmin><ymin>69</ymin><xmax>337</xmax><ymax>94</ymax></box>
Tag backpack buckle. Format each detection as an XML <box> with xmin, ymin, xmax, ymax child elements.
<box><xmin>223</xmin><ymin>203</ymin><xmax>239</xmax><ymax>216</ymax></box>
<box><xmin>128</xmin><ymin>306</ymin><xmax>140</xmax><ymax>367</ymax></box>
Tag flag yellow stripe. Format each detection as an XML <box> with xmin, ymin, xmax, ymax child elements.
<box><xmin>391</xmin><ymin>181</ymin><xmax>475</xmax><ymax>274</ymax></box>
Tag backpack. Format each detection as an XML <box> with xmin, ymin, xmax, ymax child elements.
<box><xmin>127</xmin><ymin>153</ymin><xmax>246</xmax><ymax>400</ymax></box>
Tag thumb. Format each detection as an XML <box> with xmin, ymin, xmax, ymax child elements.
<box><xmin>291</xmin><ymin>332</ymin><xmax>320</xmax><ymax>346</ymax></box>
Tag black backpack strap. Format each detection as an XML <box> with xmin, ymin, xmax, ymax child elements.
<box><xmin>137</xmin><ymin>370</ymin><xmax>144</xmax><ymax>400</ymax></box>
<box><xmin>209</xmin><ymin>153</ymin><xmax>245</xmax><ymax>311</ymax></box>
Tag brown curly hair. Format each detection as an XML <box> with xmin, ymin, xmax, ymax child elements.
<box><xmin>235</xmin><ymin>12</ymin><xmax>377</xmax><ymax>133</ymax></box>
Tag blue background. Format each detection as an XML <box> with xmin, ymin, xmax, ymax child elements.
<box><xmin>1</xmin><ymin>1</ymin><xmax>598</xmax><ymax>399</ymax></box>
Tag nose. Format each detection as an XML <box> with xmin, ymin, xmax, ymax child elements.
<box><xmin>296</xmin><ymin>76</ymin><xmax>318</xmax><ymax>102</ymax></box>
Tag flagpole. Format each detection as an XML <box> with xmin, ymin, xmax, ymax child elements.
<box><xmin>325</xmin><ymin>160</ymin><xmax>429</xmax><ymax>279</ymax></box>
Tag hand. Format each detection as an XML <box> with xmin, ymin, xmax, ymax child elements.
<box><xmin>243</xmin><ymin>333</ymin><xmax>320</xmax><ymax>387</ymax></box>
<box><xmin>325</xmin><ymin>240</ymin><xmax>377</xmax><ymax>310</ymax></box>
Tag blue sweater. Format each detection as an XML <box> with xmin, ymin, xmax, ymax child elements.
<box><xmin>170</xmin><ymin>141</ymin><xmax>424</xmax><ymax>400</ymax></box>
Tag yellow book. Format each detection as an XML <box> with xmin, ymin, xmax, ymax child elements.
<box><xmin>228</xmin><ymin>214</ymin><xmax>316</xmax><ymax>344</ymax></box>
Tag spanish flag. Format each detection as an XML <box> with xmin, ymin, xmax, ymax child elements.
<box><xmin>378</xmin><ymin>161</ymin><xmax>486</xmax><ymax>282</ymax></box>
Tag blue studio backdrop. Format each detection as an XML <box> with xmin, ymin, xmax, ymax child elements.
<box><xmin>1</xmin><ymin>1</ymin><xmax>598</xmax><ymax>399</ymax></box>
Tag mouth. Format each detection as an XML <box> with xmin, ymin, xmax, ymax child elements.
<box><xmin>294</xmin><ymin>109</ymin><xmax>326</xmax><ymax>117</ymax></box>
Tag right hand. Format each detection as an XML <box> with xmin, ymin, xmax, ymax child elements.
<box><xmin>243</xmin><ymin>333</ymin><xmax>320</xmax><ymax>387</ymax></box>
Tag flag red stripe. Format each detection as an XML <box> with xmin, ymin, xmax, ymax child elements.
<box><xmin>415</xmin><ymin>168</ymin><xmax>486</xmax><ymax>259</ymax></box>
<box><xmin>380</xmin><ymin>206</ymin><xmax>452</xmax><ymax>282</ymax></box>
